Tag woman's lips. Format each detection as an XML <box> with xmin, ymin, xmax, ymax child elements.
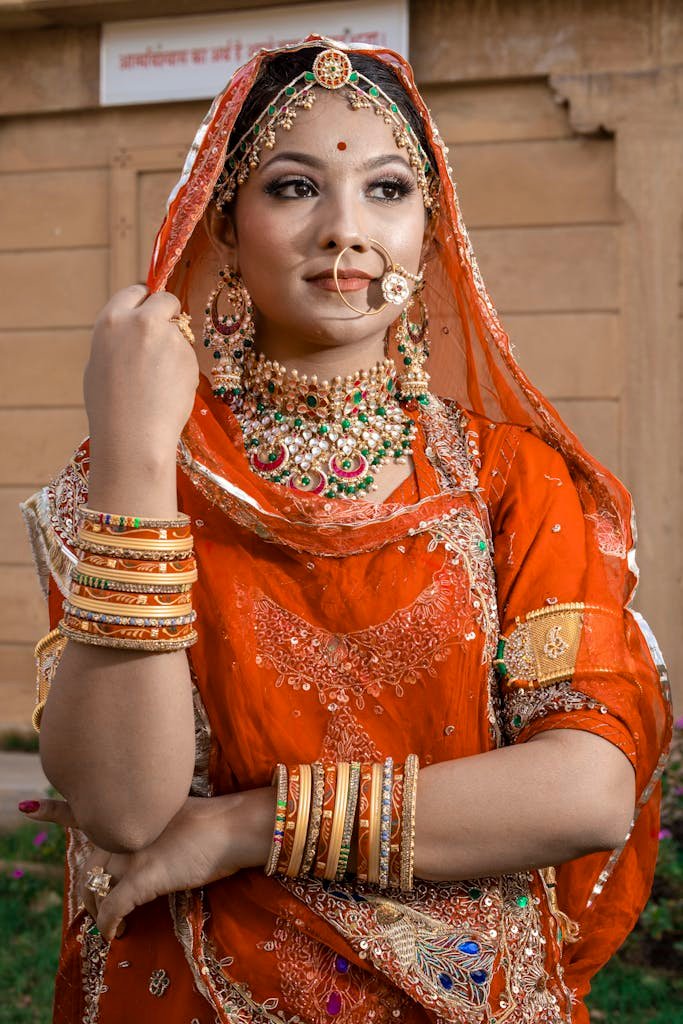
<box><xmin>308</xmin><ymin>277</ymin><xmax>374</xmax><ymax>292</ymax></box>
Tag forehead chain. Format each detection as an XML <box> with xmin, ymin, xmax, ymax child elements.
<box><xmin>212</xmin><ymin>48</ymin><xmax>437</xmax><ymax>211</ymax></box>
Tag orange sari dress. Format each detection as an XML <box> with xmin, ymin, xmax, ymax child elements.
<box><xmin>21</xmin><ymin>34</ymin><xmax>672</xmax><ymax>1024</ymax></box>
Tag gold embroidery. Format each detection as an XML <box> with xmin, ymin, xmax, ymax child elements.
<box><xmin>32</xmin><ymin>628</ymin><xmax>68</xmax><ymax>732</ymax></box>
<box><xmin>496</xmin><ymin>604</ymin><xmax>585</xmax><ymax>688</ymax></box>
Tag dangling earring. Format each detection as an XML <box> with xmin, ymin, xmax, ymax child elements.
<box><xmin>203</xmin><ymin>266</ymin><xmax>255</xmax><ymax>398</ymax></box>
<box><xmin>395</xmin><ymin>289</ymin><xmax>431</xmax><ymax>406</ymax></box>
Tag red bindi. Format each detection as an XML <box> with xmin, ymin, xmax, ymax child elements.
<box><xmin>337</xmin><ymin>141</ymin><xmax>347</xmax><ymax>150</ymax></box>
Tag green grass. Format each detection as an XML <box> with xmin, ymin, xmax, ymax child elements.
<box><xmin>588</xmin><ymin>956</ymin><xmax>683</xmax><ymax>1022</ymax></box>
<box><xmin>0</xmin><ymin>821</ymin><xmax>64</xmax><ymax>1024</ymax></box>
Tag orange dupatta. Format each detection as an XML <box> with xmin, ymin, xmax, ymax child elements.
<box><xmin>22</xmin><ymin>34</ymin><xmax>672</xmax><ymax>1024</ymax></box>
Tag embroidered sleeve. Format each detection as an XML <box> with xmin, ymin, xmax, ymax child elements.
<box><xmin>488</xmin><ymin>430</ymin><xmax>639</xmax><ymax>767</ymax></box>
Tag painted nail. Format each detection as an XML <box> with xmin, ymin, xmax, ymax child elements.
<box><xmin>18</xmin><ymin>800</ymin><xmax>40</xmax><ymax>813</ymax></box>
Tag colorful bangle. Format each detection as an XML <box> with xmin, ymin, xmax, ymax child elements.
<box><xmin>367</xmin><ymin>762</ymin><xmax>383</xmax><ymax>885</ymax></box>
<box><xmin>356</xmin><ymin>762</ymin><xmax>373</xmax><ymax>884</ymax></box>
<box><xmin>314</xmin><ymin>763</ymin><xmax>337</xmax><ymax>879</ymax></box>
<box><xmin>324</xmin><ymin>762</ymin><xmax>350</xmax><ymax>882</ymax></box>
<box><xmin>66</xmin><ymin>595</ymin><xmax>194</xmax><ymax>619</ymax></box>
<box><xmin>336</xmin><ymin>760</ymin><xmax>360</xmax><ymax>882</ymax></box>
<box><xmin>300</xmin><ymin>761</ymin><xmax>325</xmax><ymax>877</ymax></box>
<box><xmin>277</xmin><ymin>764</ymin><xmax>301</xmax><ymax>875</ymax></box>
<box><xmin>77</xmin><ymin>525</ymin><xmax>194</xmax><ymax>553</ymax></box>
<box><xmin>287</xmin><ymin>764</ymin><xmax>312</xmax><ymax>877</ymax></box>
<box><xmin>71</xmin><ymin>572</ymin><xmax>194</xmax><ymax>595</ymax></box>
<box><xmin>264</xmin><ymin>764</ymin><xmax>288</xmax><ymax>876</ymax></box>
<box><xmin>378</xmin><ymin>757</ymin><xmax>394</xmax><ymax>889</ymax></box>
<box><xmin>76</xmin><ymin>539</ymin><xmax>194</xmax><ymax>562</ymax></box>
<box><xmin>400</xmin><ymin>754</ymin><xmax>419</xmax><ymax>892</ymax></box>
<box><xmin>74</xmin><ymin>556</ymin><xmax>198</xmax><ymax>586</ymax></box>
<box><xmin>78</xmin><ymin>507</ymin><xmax>191</xmax><ymax>530</ymax></box>
<box><xmin>63</xmin><ymin>606</ymin><xmax>196</xmax><ymax>630</ymax></box>
<box><xmin>388</xmin><ymin>767</ymin><xmax>405</xmax><ymax>888</ymax></box>
<box><xmin>71</xmin><ymin>581</ymin><xmax>192</xmax><ymax>602</ymax></box>
<box><xmin>58</xmin><ymin>618</ymin><xmax>198</xmax><ymax>651</ymax></box>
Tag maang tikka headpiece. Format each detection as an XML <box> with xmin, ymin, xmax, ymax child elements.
<box><xmin>213</xmin><ymin>48</ymin><xmax>438</xmax><ymax>211</ymax></box>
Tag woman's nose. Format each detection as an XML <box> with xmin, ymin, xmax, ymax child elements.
<box><xmin>319</xmin><ymin>228</ymin><xmax>370</xmax><ymax>253</ymax></box>
<box><xmin>316</xmin><ymin>196</ymin><xmax>370</xmax><ymax>253</ymax></box>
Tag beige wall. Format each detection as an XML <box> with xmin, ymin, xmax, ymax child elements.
<box><xmin>1</xmin><ymin>0</ymin><xmax>680</xmax><ymax>729</ymax></box>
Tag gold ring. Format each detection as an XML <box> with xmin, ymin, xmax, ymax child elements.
<box><xmin>170</xmin><ymin>312</ymin><xmax>195</xmax><ymax>346</ymax></box>
<box><xmin>332</xmin><ymin>240</ymin><xmax>421</xmax><ymax>316</ymax></box>
<box><xmin>86</xmin><ymin>865</ymin><xmax>113</xmax><ymax>898</ymax></box>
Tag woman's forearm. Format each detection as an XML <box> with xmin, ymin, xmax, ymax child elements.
<box><xmin>234</xmin><ymin>730</ymin><xmax>636</xmax><ymax>881</ymax></box>
<box><xmin>39</xmin><ymin>451</ymin><xmax>196</xmax><ymax>854</ymax></box>
<box><xmin>414</xmin><ymin>728</ymin><xmax>636</xmax><ymax>881</ymax></box>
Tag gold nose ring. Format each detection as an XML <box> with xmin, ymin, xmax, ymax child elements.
<box><xmin>332</xmin><ymin>239</ymin><xmax>422</xmax><ymax>316</ymax></box>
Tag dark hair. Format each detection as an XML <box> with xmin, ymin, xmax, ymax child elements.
<box><xmin>224</xmin><ymin>46</ymin><xmax>437</xmax><ymax>190</ymax></box>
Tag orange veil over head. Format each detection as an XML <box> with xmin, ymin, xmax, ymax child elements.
<box><xmin>25</xmin><ymin>33</ymin><xmax>672</xmax><ymax>1024</ymax></box>
<box><xmin>149</xmin><ymin>33</ymin><xmax>672</xmax><ymax>1010</ymax></box>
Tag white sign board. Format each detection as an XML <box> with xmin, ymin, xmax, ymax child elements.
<box><xmin>101</xmin><ymin>0</ymin><xmax>408</xmax><ymax>106</ymax></box>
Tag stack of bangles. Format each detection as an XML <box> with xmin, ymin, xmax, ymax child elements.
<box><xmin>265</xmin><ymin>755</ymin><xmax>419</xmax><ymax>891</ymax></box>
<box><xmin>57</xmin><ymin>506</ymin><xmax>198</xmax><ymax>651</ymax></box>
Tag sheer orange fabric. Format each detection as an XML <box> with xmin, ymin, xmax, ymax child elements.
<box><xmin>23</xmin><ymin>34</ymin><xmax>672</xmax><ymax>1024</ymax></box>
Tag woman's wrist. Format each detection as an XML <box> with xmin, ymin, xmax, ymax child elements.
<box><xmin>225</xmin><ymin>787</ymin><xmax>276</xmax><ymax>872</ymax></box>
<box><xmin>87</xmin><ymin>441</ymin><xmax>180</xmax><ymax>519</ymax></box>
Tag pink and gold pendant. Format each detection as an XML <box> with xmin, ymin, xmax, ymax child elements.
<box><xmin>329</xmin><ymin>453</ymin><xmax>368</xmax><ymax>479</ymax></box>
<box><xmin>250</xmin><ymin>444</ymin><xmax>288</xmax><ymax>473</ymax></box>
<box><xmin>289</xmin><ymin>469</ymin><xmax>328</xmax><ymax>495</ymax></box>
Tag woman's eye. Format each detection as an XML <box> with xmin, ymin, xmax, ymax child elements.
<box><xmin>368</xmin><ymin>178</ymin><xmax>414</xmax><ymax>202</ymax></box>
<box><xmin>265</xmin><ymin>177</ymin><xmax>317</xmax><ymax>199</ymax></box>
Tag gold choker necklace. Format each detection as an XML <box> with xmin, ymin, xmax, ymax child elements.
<box><xmin>232</xmin><ymin>352</ymin><xmax>417</xmax><ymax>499</ymax></box>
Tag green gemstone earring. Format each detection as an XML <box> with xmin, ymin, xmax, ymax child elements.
<box><xmin>203</xmin><ymin>266</ymin><xmax>255</xmax><ymax>399</ymax></box>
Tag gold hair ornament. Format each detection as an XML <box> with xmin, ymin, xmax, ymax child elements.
<box><xmin>213</xmin><ymin>48</ymin><xmax>437</xmax><ymax>211</ymax></box>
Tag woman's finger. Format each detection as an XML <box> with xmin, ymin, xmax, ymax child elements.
<box><xmin>96</xmin><ymin>861</ymin><xmax>158</xmax><ymax>942</ymax></box>
<box><xmin>18</xmin><ymin>797</ymin><xmax>79</xmax><ymax>829</ymax></box>
<box><xmin>81</xmin><ymin>849</ymin><xmax>112</xmax><ymax>923</ymax></box>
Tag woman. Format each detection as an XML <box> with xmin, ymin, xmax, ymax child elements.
<box><xmin>19</xmin><ymin>36</ymin><xmax>672</xmax><ymax>1024</ymax></box>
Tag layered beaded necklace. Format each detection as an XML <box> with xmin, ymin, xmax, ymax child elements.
<box><xmin>232</xmin><ymin>352</ymin><xmax>417</xmax><ymax>499</ymax></box>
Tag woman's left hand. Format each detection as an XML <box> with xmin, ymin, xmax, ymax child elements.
<box><xmin>22</xmin><ymin>789</ymin><xmax>274</xmax><ymax>942</ymax></box>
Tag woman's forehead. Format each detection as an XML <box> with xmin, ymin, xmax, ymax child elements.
<box><xmin>257</xmin><ymin>90</ymin><xmax>413</xmax><ymax>169</ymax></box>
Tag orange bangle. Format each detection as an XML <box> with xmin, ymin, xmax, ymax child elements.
<box><xmin>388</xmin><ymin>768</ymin><xmax>404</xmax><ymax>888</ymax></box>
<box><xmin>314</xmin><ymin>764</ymin><xmax>337</xmax><ymax>879</ymax></box>
<box><xmin>356</xmin><ymin>762</ymin><xmax>373</xmax><ymax>883</ymax></box>
<box><xmin>367</xmin><ymin>762</ymin><xmax>383</xmax><ymax>885</ymax></box>
<box><xmin>277</xmin><ymin>764</ymin><xmax>300</xmax><ymax>875</ymax></box>
<box><xmin>287</xmin><ymin>764</ymin><xmax>312</xmax><ymax>877</ymax></box>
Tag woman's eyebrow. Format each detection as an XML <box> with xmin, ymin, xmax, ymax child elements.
<box><xmin>260</xmin><ymin>151</ymin><xmax>414</xmax><ymax>173</ymax></box>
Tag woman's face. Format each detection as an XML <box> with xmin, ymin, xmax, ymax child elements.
<box><xmin>208</xmin><ymin>88</ymin><xmax>429</xmax><ymax>366</ymax></box>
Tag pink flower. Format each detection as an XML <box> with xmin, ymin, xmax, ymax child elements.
<box><xmin>674</xmin><ymin>716</ymin><xmax>683</xmax><ymax>730</ymax></box>
<box><xmin>658</xmin><ymin>828</ymin><xmax>672</xmax><ymax>840</ymax></box>
<box><xmin>11</xmin><ymin>868</ymin><xmax>24</xmax><ymax>879</ymax></box>
<box><xmin>32</xmin><ymin>830</ymin><xmax>49</xmax><ymax>848</ymax></box>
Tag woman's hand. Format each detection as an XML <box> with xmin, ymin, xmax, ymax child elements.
<box><xmin>85</xmin><ymin>284</ymin><xmax>199</xmax><ymax>476</ymax></box>
<box><xmin>22</xmin><ymin>787</ymin><xmax>274</xmax><ymax>942</ymax></box>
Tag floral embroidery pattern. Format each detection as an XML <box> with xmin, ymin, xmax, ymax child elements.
<box><xmin>279</xmin><ymin>874</ymin><xmax>573</xmax><ymax>1023</ymax></box>
<box><xmin>79</xmin><ymin>916</ymin><xmax>110</xmax><ymax>1024</ymax></box>
<box><xmin>243</xmin><ymin>553</ymin><xmax>479</xmax><ymax>712</ymax></box>
<box><xmin>271</xmin><ymin>914</ymin><xmax>409</xmax><ymax>1022</ymax></box>
<box><xmin>502</xmin><ymin>681</ymin><xmax>601</xmax><ymax>743</ymax></box>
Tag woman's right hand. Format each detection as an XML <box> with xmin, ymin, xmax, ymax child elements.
<box><xmin>84</xmin><ymin>285</ymin><xmax>199</xmax><ymax>473</ymax></box>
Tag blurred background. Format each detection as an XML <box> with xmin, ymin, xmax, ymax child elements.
<box><xmin>0</xmin><ymin>2</ymin><xmax>681</xmax><ymax>1019</ymax></box>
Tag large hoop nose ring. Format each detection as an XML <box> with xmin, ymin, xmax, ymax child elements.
<box><xmin>332</xmin><ymin>239</ymin><xmax>423</xmax><ymax>316</ymax></box>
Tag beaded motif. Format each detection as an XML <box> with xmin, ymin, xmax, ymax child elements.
<box><xmin>271</xmin><ymin>914</ymin><xmax>409</xmax><ymax>1021</ymax></box>
<box><xmin>502</xmin><ymin>680</ymin><xmax>602</xmax><ymax>743</ymax></box>
<box><xmin>243</xmin><ymin>551</ymin><xmax>481</xmax><ymax>713</ymax></box>
<box><xmin>278</xmin><ymin>874</ymin><xmax>573</xmax><ymax>1023</ymax></box>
